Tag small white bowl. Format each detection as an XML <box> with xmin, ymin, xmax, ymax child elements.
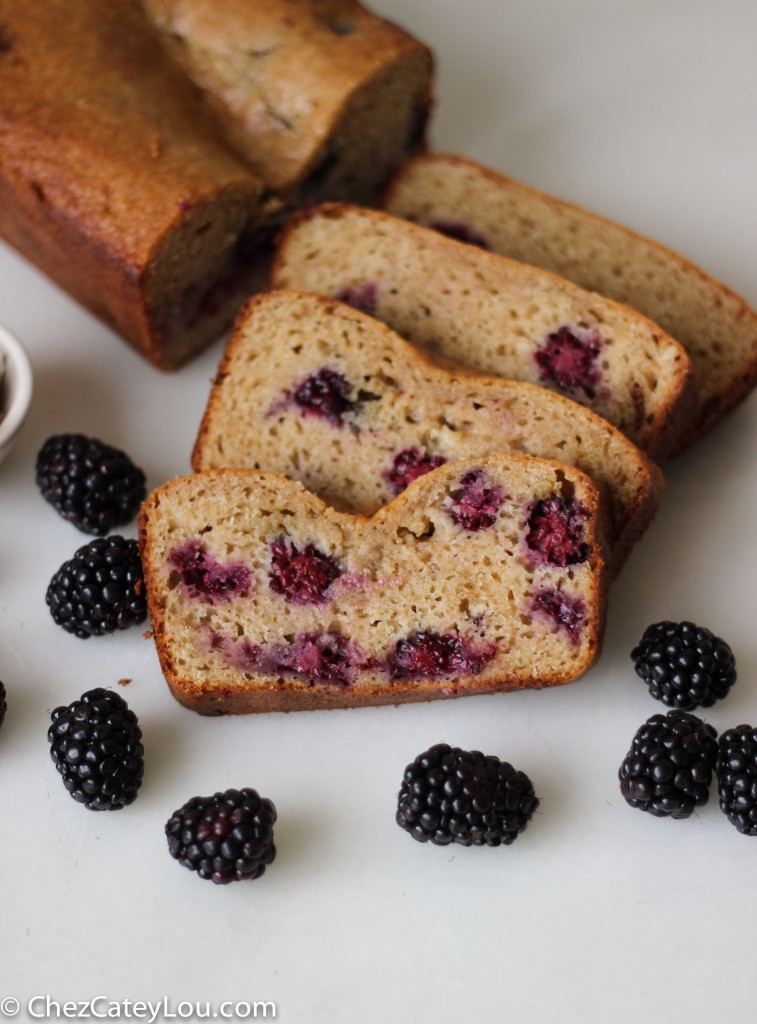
<box><xmin>0</xmin><ymin>324</ymin><xmax>33</xmax><ymax>464</ymax></box>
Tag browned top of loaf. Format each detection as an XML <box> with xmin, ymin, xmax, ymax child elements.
<box><xmin>271</xmin><ymin>203</ymin><xmax>695</xmax><ymax>460</ymax></box>
<box><xmin>139</xmin><ymin>458</ymin><xmax>608</xmax><ymax>714</ymax></box>
<box><xmin>142</xmin><ymin>0</ymin><xmax>433</xmax><ymax>193</ymax></box>
<box><xmin>193</xmin><ymin>289</ymin><xmax>662</xmax><ymax>572</ymax></box>
<box><xmin>384</xmin><ymin>153</ymin><xmax>757</xmax><ymax>449</ymax></box>
<box><xmin>0</xmin><ymin>0</ymin><xmax>263</xmax><ymax>270</ymax></box>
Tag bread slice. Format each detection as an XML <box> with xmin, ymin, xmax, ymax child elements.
<box><xmin>142</xmin><ymin>0</ymin><xmax>434</xmax><ymax>205</ymax></box>
<box><xmin>193</xmin><ymin>289</ymin><xmax>662</xmax><ymax>572</ymax></box>
<box><xmin>139</xmin><ymin>457</ymin><xmax>609</xmax><ymax>714</ymax></box>
<box><xmin>270</xmin><ymin>204</ymin><xmax>695</xmax><ymax>460</ymax></box>
<box><xmin>384</xmin><ymin>153</ymin><xmax>757</xmax><ymax>449</ymax></box>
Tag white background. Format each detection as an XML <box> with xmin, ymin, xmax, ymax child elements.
<box><xmin>1</xmin><ymin>1</ymin><xmax>756</xmax><ymax>1021</ymax></box>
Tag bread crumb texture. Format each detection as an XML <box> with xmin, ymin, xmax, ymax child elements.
<box><xmin>139</xmin><ymin>457</ymin><xmax>609</xmax><ymax>713</ymax></box>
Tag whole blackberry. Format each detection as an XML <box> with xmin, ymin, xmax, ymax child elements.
<box><xmin>48</xmin><ymin>688</ymin><xmax>144</xmax><ymax>810</ymax></box>
<box><xmin>46</xmin><ymin>536</ymin><xmax>147</xmax><ymax>638</ymax></box>
<box><xmin>717</xmin><ymin>725</ymin><xmax>757</xmax><ymax>835</ymax></box>
<box><xmin>36</xmin><ymin>433</ymin><xmax>146</xmax><ymax>535</ymax></box>
<box><xmin>166</xmin><ymin>788</ymin><xmax>277</xmax><ymax>884</ymax></box>
<box><xmin>618</xmin><ymin>710</ymin><xmax>718</xmax><ymax>818</ymax></box>
<box><xmin>0</xmin><ymin>680</ymin><xmax>6</xmax><ymax>728</ymax></box>
<box><xmin>396</xmin><ymin>743</ymin><xmax>539</xmax><ymax>847</ymax></box>
<box><xmin>631</xmin><ymin>620</ymin><xmax>736</xmax><ymax>710</ymax></box>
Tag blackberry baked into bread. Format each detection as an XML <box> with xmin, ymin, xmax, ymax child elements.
<box><xmin>193</xmin><ymin>289</ymin><xmax>662</xmax><ymax>572</ymax></box>
<box><xmin>270</xmin><ymin>204</ymin><xmax>695</xmax><ymax>460</ymax></box>
<box><xmin>139</xmin><ymin>457</ymin><xmax>609</xmax><ymax>714</ymax></box>
<box><xmin>0</xmin><ymin>0</ymin><xmax>270</xmax><ymax>369</ymax></box>
<box><xmin>141</xmin><ymin>0</ymin><xmax>434</xmax><ymax>204</ymax></box>
<box><xmin>384</xmin><ymin>153</ymin><xmax>757</xmax><ymax>449</ymax></box>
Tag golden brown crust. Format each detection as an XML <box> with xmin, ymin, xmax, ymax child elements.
<box><xmin>384</xmin><ymin>152</ymin><xmax>757</xmax><ymax>451</ymax></box>
<box><xmin>0</xmin><ymin>1</ymin><xmax>433</xmax><ymax>368</ymax></box>
<box><xmin>271</xmin><ymin>202</ymin><xmax>695</xmax><ymax>461</ymax></box>
<box><xmin>139</xmin><ymin>460</ymin><xmax>609</xmax><ymax>715</ymax></box>
<box><xmin>142</xmin><ymin>0</ymin><xmax>434</xmax><ymax>201</ymax></box>
<box><xmin>162</xmin><ymin>668</ymin><xmax>589</xmax><ymax>716</ymax></box>
<box><xmin>0</xmin><ymin>0</ymin><xmax>265</xmax><ymax>368</ymax></box>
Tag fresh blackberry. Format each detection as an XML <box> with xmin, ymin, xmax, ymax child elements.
<box><xmin>166</xmin><ymin>788</ymin><xmax>277</xmax><ymax>884</ymax></box>
<box><xmin>717</xmin><ymin>725</ymin><xmax>757</xmax><ymax>835</ymax></box>
<box><xmin>631</xmin><ymin>620</ymin><xmax>736</xmax><ymax>710</ymax></box>
<box><xmin>48</xmin><ymin>687</ymin><xmax>144</xmax><ymax>810</ymax></box>
<box><xmin>46</xmin><ymin>536</ymin><xmax>147</xmax><ymax>639</ymax></box>
<box><xmin>396</xmin><ymin>743</ymin><xmax>539</xmax><ymax>847</ymax></box>
<box><xmin>0</xmin><ymin>680</ymin><xmax>6</xmax><ymax>728</ymax></box>
<box><xmin>36</xmin><ymin>433</ymin><xmax>146</xmax><ymax>535</ymax></box>
<box><xmin>618</xmin><ymin>710</ymin><xmax>718</xmax><ymax>818</ymax></box>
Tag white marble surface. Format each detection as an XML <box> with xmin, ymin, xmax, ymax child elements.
<box><xmin>1</xmin><ymin>2</ymin><xmax>756</xmax><ymax>1021</ymax></box>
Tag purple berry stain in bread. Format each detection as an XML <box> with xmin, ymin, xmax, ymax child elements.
<box><xmin>431</xmin><ymin>220</ymin><xmax>489</xmax><ymax>250</ymax></box>
<box><xmin>534</xmin><ymin>326</ymin><xmax>603</xmax><ymax>399</ymax></box>
<box><xmin>210</xmin><ymin>629</ymin><xmax>360</xmax><ymax>686</ymax></box>
<box><xmin>446</xmin><ymin>469</ymin><xmax>504</xmax><ymax>531</ymax></box>
<box><xmin>531</xmin><ymin>589</ymin><xmax>586</xmax><ymax>645</ymax></box>
<box><xmin>525</xmin><ymin>496</ymin><xmax>590</xmax><ymax>567</ymax></box>
<box><xmin>273</xmin><ymin>631</ymin><xmax>355</xmax><ymax>686</ymax></box>
<box><xmin>169</xmin><ymin>541</ymin><xmax>251</xmax><ymax>602</ymax></box>
<box><xmin>334</xmin><ymin>282</ymin><xmax>379</xmax><ymax>316</ymax></box>
<box><xmin>389</xmin><ymin>630</ymin><xmax>497</xmax><ymax>681</ymax></box>
<box><xmin>292</xmin><ymin>367</ymin><xmax>355</xmax><ymax>425</ymax></box>
<box><xmin>209</xmin><ymin>631</ymin><xmax>261</xmax><ymax>666</ymax></box>
<box><xmin>386</xmin><ymin>447</ymin><xmax>447</xmax><ymax>495</ymax></box>
<box><xmin>268</xmin><ymin>537</ymin><xmax>342</xmax><ymax>604</ymax></box>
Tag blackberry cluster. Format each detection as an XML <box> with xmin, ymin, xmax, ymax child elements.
<box><xmin>46</xmin><ymin>536</ymin><xmax>147</xmax><ymax>638</ymax></box>
<box><xmin>631</xmin><ymin>620</ymin><xmax>736</xmax><ymax>710</ymax></box>
<box><xmin>166</xmin><ymin>788</ymin><xmax>277</xmax><ymax>884</ymax></box>
<box><xmin>396</xmin><ymin>743</ymin><xmax>539</xmax><ymax>847</ymax></box>
<box><xmin>618</xmin><ymin>710</ymin><xmax>718</xmax><ymax>818</ymax></box>
<box><xmin>717</xmin><ymin>726</ymin><xmax>757</xmax><ymax>835</ymax></box>
<box><xmin>36</xmin><ymin>433</ymin><xmax>146</xmax><ymax>535</ymax></box>
<box><xmin>48</xmin><ymin>688</ymin><xmax>144</xmax><ymax>810</ymax></box>
<box><xmin>0</xmin><ymin>680</ymin><xmax>6</xmax><ymax>728</ymax></box>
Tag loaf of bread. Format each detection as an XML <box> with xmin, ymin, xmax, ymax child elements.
<box><xmin>0</xmin><ymin>1</ymin><xmax>434</xmax><ymax>369</ymax></box>
<box><xmin>270</xmin><ymin>204</ymin><xmax>695</xmax><ymax>460</ymax></box>
<box><xmin>142</xmin><ymin>0</ymin><xmax>434</xmax><ymax>205</ymax></box>
<box><xmin>139</xmin><ymin>457</ymin><xmax>609</xmax><ymax>714</ymax></box>
<box><xmin>193</xmin><ymin>289</ymin><xmax>662</xmax><ymax>572</ymax></box>
<box><xmin>384</xmin><ymin>153</ymin><xmax>757</xmax><ymax>449</ymax></box>
<box><xmin>0</xmin><ymin>0</ymin><xmax>274</xmax><ymax>369</ymax></box>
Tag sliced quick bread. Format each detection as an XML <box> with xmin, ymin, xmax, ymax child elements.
<box><xmin>139</xmin><ymin>457</ymin><xmax>609</xmax><ymax>714</ymax></box>
<box><xmin>271</xmin><ymin>203</ymin><xmax>695</xmax><ymax>459</ymax></box>
<box><xmin>384</xmin><ymin>153</ymin><xmax>757</xmax><ymax>449</ymax></box>
<box><xmin>193</xmin><ymin>289</ymin><xmax>662</xmax><ymax>572</ymax></box>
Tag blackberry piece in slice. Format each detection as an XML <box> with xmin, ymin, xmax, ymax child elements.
<box><xmin>48</xmin><ymin>688</ymin><xmax>144</xmax><ymax>810</ymax></box>
<box><xmin>166</xmin><ymin>788</ymin><xmax>277</xmax><ymax>884</ymax></box>
<box><xmin>36</xmin><ymin>433</ymin><xmax>146</xmax><ymax>535</ymax></box>
<box><xmin>618</xmin><ymin>710</ymin><xmax>718</xmax><ymax>818</ymax></box>
<box><xmin>717</xmin><ymin>725</ymin><xmax>757</xmax><ymax>836</ymax></box>
<box><xmin>396</xmin><ymin>743</ymin><xmax>539</xmax><ymax>847</ymax></box>
<box><xmin>46</xmin><ymin>536</ymin><xmax>147</xmax><ymax>639</ymax></box>
<box><xmin>631</xmin><ymin>620</ymin><xmax>736</xmax><ymax>710</ymax></box>
<box><xmin>0</xmin><ymin>680</ymin><xmax>6</xmax><ymax>728</ymax></box>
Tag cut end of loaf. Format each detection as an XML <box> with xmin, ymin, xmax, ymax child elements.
<box><xmin>271</xmin><ymin>202</ymin><xmax>695</xmax><ymax>460</ymax></box>
<box><xmin>193</xmin><ymin>289</ymin><xmax>662</xmax><ymax>573</ymax></box>
<box><xmin>139</xmin><ymin>458</ymin><xmax>609</xmax><ymax>714</ymax></box>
